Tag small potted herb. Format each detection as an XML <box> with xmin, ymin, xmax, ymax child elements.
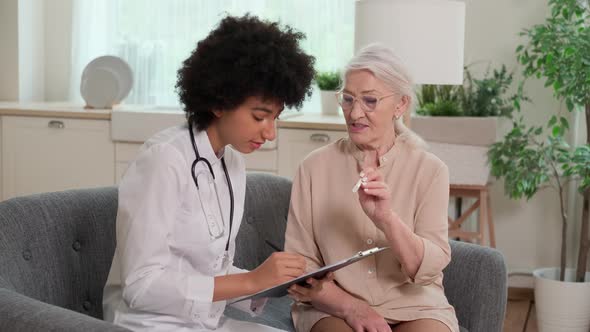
<box><xmin>316</xmin><ymin>71</ymin><xmax>342</xmax><ymax>115</ymax></box>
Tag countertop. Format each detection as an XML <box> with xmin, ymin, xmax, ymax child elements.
<box><xmin>0</xmin><ymin>102</ymin><xmax>348</xmax><ymax>130</ymax></box>
<box><xmin>0</xmin><ymin>102</ymin><xmax>112</xmax><ymax>120</ymax></box>
<box><xmin>277</xmin><ymin>112</ymin><xmax>346</xmax><ymax>130</ymax></box>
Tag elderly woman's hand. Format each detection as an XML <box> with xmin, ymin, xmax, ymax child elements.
<box><xmin>358</xmin><ymin>152</ymin><xmax>396</xmax><ymax>231</ymax></box>
<box><xmin>344</xmin><ymin>299</ymin><xmax>393</xmax><ymax>332</ymax></box>
<box><xmin>287</xmin><ymin>272</ymin><xmax>335</xmax><ymax>304</ymax></box>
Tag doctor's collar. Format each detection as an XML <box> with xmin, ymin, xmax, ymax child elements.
<box><xmin>194</xmin><ymin>128</ymin><xmax>226</xmax><ymax>164</ymax></box>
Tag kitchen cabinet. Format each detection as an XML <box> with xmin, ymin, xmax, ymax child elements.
<box><xmin>277</xmin><ymin>128</ymin><xmax>348</xmax><ymax>178</ymax></box>
<box><xmin>115</xmin><ymin>142</ymin><xmax>142</xmax><ymax>183</ymax></box>
<box><xmin>1</xmin><ymin>116</ymin><xmax>115</xmax><ymax>200</ymax></box>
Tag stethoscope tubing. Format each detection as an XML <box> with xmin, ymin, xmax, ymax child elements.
<box><xmin>188</xmin><ymin>122</ymin><xmax>234</xmax><ymax>252</ymax></box>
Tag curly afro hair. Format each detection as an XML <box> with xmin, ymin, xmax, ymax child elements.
<box><xmin>176</xmin><ymin>14</ymin><xmax>316</xmax><ymax>130</ymax></box>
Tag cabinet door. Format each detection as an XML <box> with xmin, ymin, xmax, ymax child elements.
<box><xmin>2</xmin><ymin>116</ymin><xmax>115</xmax><ymax>200</ymax></box>
<box><xmin>277</xmin><ymin>128</ymin><xmax>348</xmax><ymax>178</ymax></box>
<box><xmin>243</xmin><ymin>140</ymin><xmax>278</xmax><ymax>174</ymax></box>
<box><xmin>115</xmin><ymin>142</ymin><xmax>142</xmax><ymax>183</ymax></box>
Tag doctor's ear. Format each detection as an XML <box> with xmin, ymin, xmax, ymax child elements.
<box><xmin>212</xmin><ymin>109</ymin><xmax>224</xmax><ymax>118</ymax></box>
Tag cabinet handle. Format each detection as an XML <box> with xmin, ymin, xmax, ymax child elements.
<box><xmin>48</xmin><ymin>120</ymin><xmax>65</xmax><ymax>129</ymax></box>
<box><xmin>310</xmin><ymin>133</ymin><xmax>330</xmax><ymax>143</ymax></box>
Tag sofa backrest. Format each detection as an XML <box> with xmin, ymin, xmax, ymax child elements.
<box><xmin>0</xmin><ymin>187</ymin><xmax>118</xmax><ymax>320</ymax></box>
<box><xmin>0</xmin><ymin>173</ymin><xmax>506</xmax><ymax>332</ymax></box>
<box><xmin>234</xmin><ymin>173</ymin><xmax>293</xmax><ymax>270</ymax></box>
<box><xmin>0</xmin><ymin>173</ymin><xmax>292</xmax><ymax>320</ymax></box>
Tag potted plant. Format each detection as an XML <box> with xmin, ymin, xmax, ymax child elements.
<box><xmin>488</xmin><ymin>0</ymin><xmax>590</xmax><ymax>330</ymax></box>
<box><xmin>412</xmin><ymin>65</ymin><xmax>517</xmax><ymax>146</ymax></box>
<box><xmin>316</xmin><ymin>71</ymin><xmax>342</xmax><ymax>115</ymax></box>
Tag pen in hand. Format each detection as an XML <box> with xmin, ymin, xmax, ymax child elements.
<box><xmin>265</xmin><ymin>239</ymin><xmax>283</xmax><ymax>252</ymax></box>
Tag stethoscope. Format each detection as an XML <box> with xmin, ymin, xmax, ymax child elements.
<box><xmin>188</xmin><ymin>122</ymin><xmax>234</xmax><ymax>252</ymax></box>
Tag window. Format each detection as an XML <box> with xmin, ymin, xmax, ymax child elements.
<box><xmin>70</xmin><ymin>0</ymin><xmax>355</xmax><ymax>110</ymax></box>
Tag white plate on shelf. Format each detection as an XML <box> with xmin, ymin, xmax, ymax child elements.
<box><xmin>80</xmin><ymin>55</ymin><xmax>133</xmax><ymax>108</ymax></box>
<box><xmin>81</xmin><ymin>67</ymin><xmax>120</xmax><ymax>109</ymax></box>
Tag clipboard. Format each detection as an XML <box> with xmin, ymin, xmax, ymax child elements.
<box><xmin>231</xmin><ymin>246</ymin><xmax>389</xmax><ymax>303</ymax></box>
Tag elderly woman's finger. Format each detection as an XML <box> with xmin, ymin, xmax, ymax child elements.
<box><xmin>361</xmin><ymin>169</ymin><xmax>383</xmax><ymax>183</ymax></box>
<box><xmin>362</xmin><ymin>188</ymin><xmax>390</xmax><ymax>199</ymax></box>
<box><xmin>360</xmin><ymin>167</ymin><xmax>376</xmax><ymax>178</ymax></box>
<box><xmin>361</xmin><ymin>181</ymin><xmax>388</xmax><ymax>190</ymax></box>
<box><xmin>324</xmin><ymin>272</ymin><xmax>335</xmax><ymax>282</ymax></box>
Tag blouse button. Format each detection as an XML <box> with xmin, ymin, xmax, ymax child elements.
<box><xmin>366</xmin><ymin>238</ymin><xmax>374</xmax><ymax>245</ymax></box>
<box><xmin>368</xmin><ymin>268</ymin><xmax>375</xmax><ymax>274</ymax></box>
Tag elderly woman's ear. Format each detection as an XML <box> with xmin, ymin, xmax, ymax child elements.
<box><xmin>393</xmin><ymin>95</ymin><xmax>410</xmax><ymax>120</ymax></box>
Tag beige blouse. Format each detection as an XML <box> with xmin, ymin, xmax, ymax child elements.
<box><xmin>284</xmin><ymin>135</ymin><xmax>459</xmax><ymax>332</ymax></box>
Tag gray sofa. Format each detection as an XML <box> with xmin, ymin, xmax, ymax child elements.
<box><xmin>0</xmin><ymin>173</ymin><xmax>507</xmax><ymax>332</ymax></box>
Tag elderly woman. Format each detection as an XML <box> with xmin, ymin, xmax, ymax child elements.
<box><xmin>284</xmin><ymin>44</ymin><xmax>459</xmax><ymax>332</ymax></box>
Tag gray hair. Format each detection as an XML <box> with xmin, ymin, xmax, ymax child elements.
<box><xmin>342</xmin><ymin>43</ymin><xmax>426</xmax><ymax>149</ymax></box>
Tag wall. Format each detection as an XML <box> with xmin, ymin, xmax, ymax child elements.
<box><xmin>464</xmin><ymin>0</ymin><xmax>581</xmax><ymax>272</ymax></box>
<box><xmin>0</xmin><ymin>0</ymin><xmax>19</xmax><ymax>101</ymax></box>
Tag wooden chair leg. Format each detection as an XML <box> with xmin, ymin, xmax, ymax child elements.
<box><xmin>487</xmin><ymin>192</ymin><xmax>496</xmax><ymax>248</ymax></box>
<box><xmin>478</xmin><ymin>190</ymin><xmax>487</xmax><ymax>246</ymax></box>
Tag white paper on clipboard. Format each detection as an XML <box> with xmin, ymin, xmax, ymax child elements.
<box><xmin>230</xmin><ymin>246</ymin><xmax>389</xmax><ymax>303</ymax></box>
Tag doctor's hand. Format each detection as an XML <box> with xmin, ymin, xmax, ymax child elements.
<box><xmin>248</xmin><ymin>252</ymin><xmax>306</xmax><ymax>293</ymax></box>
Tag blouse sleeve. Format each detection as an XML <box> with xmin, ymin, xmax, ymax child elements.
<box><xmin>284</xmin><ymin>163</ymin><xmax>325</xmax><ymax>272</ymax></box>
<box><xmin>405</xmin><ymin>163</ymin><xmax>452</xmax><ymax>285</ymax></box>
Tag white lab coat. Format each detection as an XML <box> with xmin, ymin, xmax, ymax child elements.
<box><xmin>103</xmin><ymin>124</ymin><xmax>284</xmax><ymax>331</ymax></box>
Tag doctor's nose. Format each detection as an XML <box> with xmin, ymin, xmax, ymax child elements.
<box><xmin>262</xmin><ymin>120</ymin><xmax>277</xmax><ymax>141</ymax></box>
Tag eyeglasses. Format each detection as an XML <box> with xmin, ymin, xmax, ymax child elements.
<box><xmin>336</xmin><ymin>91</ymin><xmax>396</xmax><ymax>112</ymax></box>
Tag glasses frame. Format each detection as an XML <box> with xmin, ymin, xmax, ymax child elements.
<box><xmin>335</xmin><ymin>91</ymin><xmax>397</xmax><ymax>112</ymax></box>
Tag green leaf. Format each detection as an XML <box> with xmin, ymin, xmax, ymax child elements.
<box><xmin>560</xmin><ymin>117</ymin><xmax>569</xmax><ymax>130</ymax></box>
<box><xmin>566</xmin><ymin>98</ymin><xmax>575</xmax><ymax>112</ymax></box>
<box><xmin>545</xmin><ymin>79</ymin><xmax>554</xmax><ymax>87</ymax></box>
<box><xmin>564</xmin><ymin>47</ymin><xmax>575</xmax><ymax>57</ymax></box>
<box><xmin>546</xmin><ymin>53</ymin><xmax>554</xmax><ymax>65</ymax></box>
<box><xmin>548</xmin><ymin>115</ymin><xmax>558</xmax><ymax>127</ymax></box>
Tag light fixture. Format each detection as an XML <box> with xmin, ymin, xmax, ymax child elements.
<box><xmin>354</xmin><ymin>0</ymin><xmax>466</xmax><ymax>85</ymax></box>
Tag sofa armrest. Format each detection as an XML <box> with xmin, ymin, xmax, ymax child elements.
<box><xmin>443</xmin><ymin>241</ymin><xmax>507</xmax><ymax>332</ymax></box>
<box><xmin>0</xmin><ymin>288</ymin><xmax>131</xmax><ymax>332</ymax></box>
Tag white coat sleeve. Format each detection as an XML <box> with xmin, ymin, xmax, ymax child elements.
<box><xmin>116</xmin><ymin>144</ymin><xmax>214</xmax><ymax>320</ymax></box>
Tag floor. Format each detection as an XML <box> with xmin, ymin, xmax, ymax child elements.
<box><xmin>503</xmin><ymin>287</ymin><xmax>537</xmax><ymax>332</ymax></box>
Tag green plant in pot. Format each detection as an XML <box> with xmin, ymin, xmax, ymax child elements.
<box><xmin>414</xmin><ymin>65</ymin><xmax>519</xmax><ymax>146</ymax></box>
<box><xmin>417</xmin><ymin>84</ymin><xmax>462</xmax><ymax>116</ymax></box>
<box><xmin>416</xmin><ymin>65</ymin><xmax>518</xmax><ymax>117</ymax></box>
<box><xmin>459</xmin><ymin>65</ymin><xmax>518</xmax><ymax>117</ymax></box>
<box><xmin>316</xmin><ymin>71</ymin><xmax>342</xmax><ymax>115</ymax></box>
<box><xmin>487</xmin><ymin>0</ymin><xmax>590</xmax><ymax>330</ymax></box>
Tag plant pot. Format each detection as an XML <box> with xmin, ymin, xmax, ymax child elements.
<box><xmin>410</xmin><ymin>115</ymin><xmax>511</xmax><ymax>146</ymax></box>
<box><xmin>320</xmin><ymin>90</ymin><xmax>339</xmax><ymax>116</ymax></box>
<box><xmin>533</xmin><ymin>267</ymin><xmax>590</xmax><ymax>332</ymax></box>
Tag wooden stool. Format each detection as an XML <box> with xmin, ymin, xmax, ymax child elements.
<box><xmin>448</xmin><ymin>184</ymin><xmax>496</xmax><ymax>248</ymax></box>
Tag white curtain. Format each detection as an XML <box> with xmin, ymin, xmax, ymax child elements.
<box><xmin>69</xmin><ymin>0</ymin><xmax>355</xmax><ymax>109</ymax></box>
